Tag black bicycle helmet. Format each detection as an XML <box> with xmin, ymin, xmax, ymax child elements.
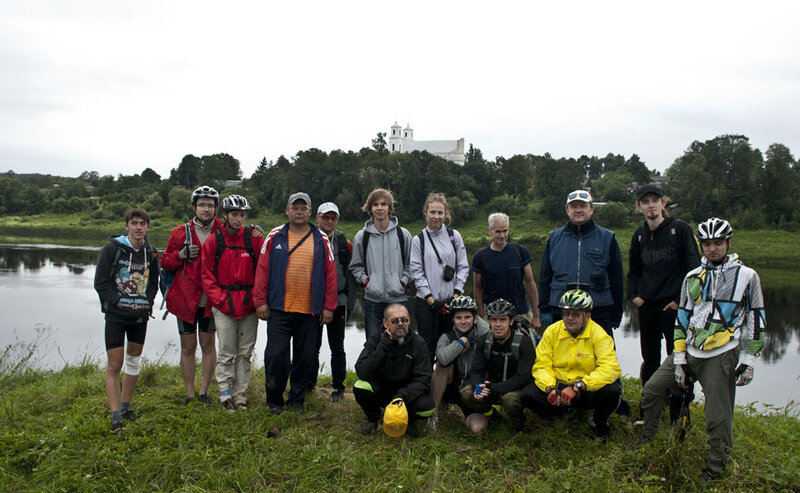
<box><xmin>221</xmin><ymin>194</ymin><xmax>251</xmax><ymax>212</ymax></box>
<box><xmin>696</xmin><ymin>217</ymin><xmax>732</xmax><ymax>240</ymax></box>
<box><xmin>191</xmin><ymin>186</ymin><xmax>219</xmax><ymax>206</ymax></box>
<box><xmin>485</xmin><ymin>298</ymin><xmax>516</xmax><ymax>317</ymax></box>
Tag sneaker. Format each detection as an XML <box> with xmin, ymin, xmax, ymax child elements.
<box><xmin>236</xmin><ymin>402</ymin><xmax>248</xmax><ymax>411</ymax></box>
<box><xmin>111</xmin><ymin>421</ymin><xmax>123</xmax><ymax>434</ymax></box>
<box><xmin>197</xmin><ymin>393</ymin><xmax>213</xmax><ymax>407</ymax></box>
<box><xmin>183</xmin><ymin>396</ymin><xmax>195</xmax><ymax>406</ymax></box>
<box><xmin>426</xmin><ymin>413</ymin><xmax>439</xmax><ymax>432</ymax></box>
<box><xmin>589</xmin><ymin>419</ymin><xmax>610</xmax><ymax>441</ymax></box>
<box><xmin>121</xmin><ymin>410</ymin><xmax>139</xmax><ymax>422</ymax></box>
<box><xmin>360</xmin><ymin>421</ymin><xmax>377</xmax><ymax>435</ymax></box>
<box><xmin>630</xmin><ymin>436</ymin><xmax>652</xmax><ymax>450</ymax></box>
<box><xmin>405</xmin><ymin>422</ymin><xmax>419</xmax><ymax>438</ymax></box>
<box><xmin>222</xmin><ymin>399</ymin><xmax>237</xmax><ymax>412</ymax></box>
<box><xmin>331</xmin><ymin>389</ymin><xmax>344</xmax><ymax>403</ymax></box>
<box><xmin>633</xmin><ymin>420</ymin><xmax>645</xmax><ymax>427</ymax></box>
<box><xmin>269</xmin><ymin>405</ymin><xmax>283</xmax><ymax>416</ymax></box>
<box><xmin>288</xmin><ymin>402</ymin><xmax>304</xmax><ymax>413</ymax></box>
<box><xmin>699</xmin><ymin>470</ymin><xmax>719</xmax><ymax>482</ymax></box>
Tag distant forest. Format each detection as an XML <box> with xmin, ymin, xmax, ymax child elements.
<box><xmin>1</xmin><ymin>134</ymin><xmax>797</xmax><ymax>230</ymax></box>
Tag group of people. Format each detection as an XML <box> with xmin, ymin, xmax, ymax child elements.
<box><xmin>93</xmin><ymin>184</ymin><xmax>765</xmax><ymax>482</ymax></box>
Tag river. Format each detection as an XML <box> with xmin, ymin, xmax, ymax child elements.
<box><xmin>1</xmin><ymin>242</ymin><xmax>798</xmax><ymax>412</ymax></box>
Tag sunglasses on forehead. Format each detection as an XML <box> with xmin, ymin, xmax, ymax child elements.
<box><xmin>567</xmin><ymin>190</ymin><xmax>591</xmax><ymax>202</ymax></box>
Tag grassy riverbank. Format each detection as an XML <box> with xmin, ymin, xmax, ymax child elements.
<box><xmin>1</xmin><ymin>359</ymin><xmax>798</xmax><ymax>492</ymax></box>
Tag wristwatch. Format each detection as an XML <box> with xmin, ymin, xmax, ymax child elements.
<box><xmin>573</xmin><ymin>381</ymin><xmax>586</xmax><ymax>393</ymax></box>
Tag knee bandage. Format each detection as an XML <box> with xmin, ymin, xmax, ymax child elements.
<box><xmin>124</xmin><ymin>353</ymin><xmax>141</xmax><ymax>376</ymax></box>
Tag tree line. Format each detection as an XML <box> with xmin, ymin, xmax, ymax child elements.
<box><xmin>1</xmin><ymin>134</ymin><xmax>797</xmax><ymax>230</ymax></box>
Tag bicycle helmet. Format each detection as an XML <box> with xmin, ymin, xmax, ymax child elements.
<box><xmin>191</xmin><ymin>186</ymin><xmax>219</xmax><ymax>206</ymax></box>
<box><xmin>485</xmin><ymin>298</ymin><xmax>516</xmax><ymax>318</ymax></box>
<box><xmin>221</xmin><ymin>195</ymin><xmax>251</xmax><ymax>212</ymax></box>
<box><xmin>696</xmin><ymin>217</ymin><xmax>732</xmax><ymax>240</ymax></box>
<box><xmin>559</xmin><ymin>289</ymin><xmax>593</xmax><ymax>312</ymax></box>
<box><xmin>449</xmin><ymin>295</ymin><xmax>477</xmax><ymax>314</ymax></box>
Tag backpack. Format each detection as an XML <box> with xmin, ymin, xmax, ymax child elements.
<box><xmin>477</xmin><ymin>242</ymin><xmax>526</xmax><ymax>302</ymax></box>
<box><xmin>362</xmin><ymin>227</ymin><xmax>406</xmax><ymax>274</ymax></box>
<box><xmin>482</xmin><ymin>317</ymin><xmax>538</xmax><ymax>381</ymax></box>
<box><xmin>213</xmin><ymin>226</ymin><xmax>257</xmax><ymax>313</ymax></box>
<box><xmin>416</xmin><ymin>228</ymin><xmax>456</xmax><ymax>271</ymax></box>
<box><xmin>159</xmin><ymin>223</ymin><xmax>191</xmax><ymax>318</ymax></box>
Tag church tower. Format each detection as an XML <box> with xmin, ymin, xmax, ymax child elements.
<box><xmin>388</xmin><ymin>121</ymin><xmax>403</xmax><ymax>152</ymax></box>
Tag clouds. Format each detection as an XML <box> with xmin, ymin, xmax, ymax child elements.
<box><xmin>1</xmin><ymin>1</ymin><xmax>799</xmax><ymax>178</ymax></box>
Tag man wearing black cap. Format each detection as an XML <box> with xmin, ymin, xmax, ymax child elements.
<box><xmin>627</xmin><ymin>184</ymin><xmax>699</xmax><ymax>386</ymax></box>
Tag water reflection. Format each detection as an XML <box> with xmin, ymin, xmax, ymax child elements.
<box><xmin>1</xmin><ymin>243</ymin><xmax>798</xmax><ymax>410</ymax></box>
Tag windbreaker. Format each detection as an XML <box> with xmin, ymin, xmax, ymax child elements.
<box><xmin>627</xmin><ymin>217</ymin><xmax>700</xmax><ymax>303</ymax></box>
<box><xmin>533</xmin><ymin>318</ymin><xmax>621</xmax><ymax>392</ymax></box>
<box><xmin>94</xmin><ymin>235</ymin><xmax>159</xmax><ymax>322</ymax></box>
<box><xmin>673</xmin><ymin>253</ymin><xmax>766</xmax><ymax>367</ymax></box>
<box><xmin>355</xmin><ymin>331</ymin><xmax>432</xmax><ymax>403</ymax></box>
<box><xmin>348</xmin><ymin>216</ymin><xmax>412</xmax><ymax>303</ymax></box>
<box><xmin>435</xmin><ymin>318</ymin><xmax>490</xmax><ymax>386</ymax></box>
<box><xmin>200</xmin><ymin>226</ymin><xmax>264</xmax><ymax>319</ymax></box>
<box><xmin>253</xmin><ymin>223</ymin><xmax>337</xmax><ymax>314</ymax></box>
<box><xmin>161</xmin><ymin>217</ymin><xmax>223</xmax><ymax>323</ymax></box>
<box><xmin>409</xmin><ymin>226</ymin><xmax>469</xmax><ymax>301</ymax></box>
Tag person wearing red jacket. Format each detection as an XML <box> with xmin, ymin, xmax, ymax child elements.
<box><xmin>161</xmin><ymin>186</ymin><xmax>222</xmax><ymax>407</ymax></box>
<box><xmin>201</xmin><ymin>195</ymin><xmax>264</xmax><ymax>411</ymax></box>
<box><xmin>254</xmin><ymin>192</ymin><xmax>337</xmax><ymax>414</ymax></box>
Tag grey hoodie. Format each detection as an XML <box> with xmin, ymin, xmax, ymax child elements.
<box><xmin>435</xmin><ymin>317</ymin><xmax>490</xmax><ymax>386</ymax></box>
<box><xmin>349</xmin><ymin>216</ymin><xmax>412</xmax><ymax>303</ymax></box>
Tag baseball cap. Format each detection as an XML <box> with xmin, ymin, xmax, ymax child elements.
<box><xmin>635</xmin><ymin>184</ymin><xmax>664</xmax><ymax>201</ymax></box>
<box><xmin>566</xmin><ymin>189</ymin><xmax>592</xmax><ymax>205</ymax></box>
<box><xmin>383</xmin><ymin>398</ymin><xmax>408</xmax><ymax>438</ymax></box>
<box><xmin>317</xmin><ymin>202</ymin><xmax>340</xmax><ymax>216</ymax></box>
<box><xmin>287</xmin><ymin>192</ymin><xmax>311</xmax><ymax>207</ymax></box>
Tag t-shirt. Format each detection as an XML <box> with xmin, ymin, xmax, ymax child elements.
<box><xmin>471</xmin><ymin>243</ymin><xmax>532</xmax><ymax>313</ymax></box>
<box><xmin>284</xmin><ymin>230</ymin><xmax>314</xmax><ymax>314</ymax></box>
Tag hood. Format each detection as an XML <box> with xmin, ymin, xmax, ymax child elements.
<box><xmin>364</xmin><ymin>216</ymin><xmax>399</xmax><ymax>235</ymax></box>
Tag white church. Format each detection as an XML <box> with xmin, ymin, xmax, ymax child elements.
<box><xmin>387</xmin><ymin>122</ymin><xmax>465</xmax><ymax>165</ymax></box>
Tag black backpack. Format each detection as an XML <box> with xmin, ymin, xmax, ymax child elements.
<box><xmin>482</xmin><ymin>317</ymin><xmax>538</xmax><ymax>381</ymax></box>
<box><xmin>362</xmin><ymin>227</ymin><xmax>407</xmax><ymax>274</ymax></box>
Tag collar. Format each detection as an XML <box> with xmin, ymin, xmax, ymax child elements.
<box><xmin>564</xmin><ymin>219</ymin><xmax>596</xmax><ymax>238</ymax></box>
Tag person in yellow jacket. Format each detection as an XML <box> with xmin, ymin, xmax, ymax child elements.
<box><xmin>521</xmin><ymin>289</ymin><xmax>622</xmax><ymax>438</ymax></box>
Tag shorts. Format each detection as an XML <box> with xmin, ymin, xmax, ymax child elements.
<box><xmin>105</xmin><ymin>319</ymin><xmax>148</xmax><ymax>351</ymax></box>
<box><xmin>177</xmin><ymin>308</ymin><xmax>216</xmax><ymax>336</ymax></box>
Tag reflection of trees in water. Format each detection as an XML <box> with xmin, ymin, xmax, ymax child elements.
<box><xmin>0</xmin><ymin>246</ymin><xmax>99</xmax><ymax>273</ymax></box>
<box><xmin>596</xmin><ymin>289</ymin><xmax>799</xmax><ymax>366</ymax></box>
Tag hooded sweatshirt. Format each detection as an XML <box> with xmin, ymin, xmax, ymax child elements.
<box><xmin>348</xmin><ymin>216</ymin><xmax>412</xmax><ymax>303</ymax></box>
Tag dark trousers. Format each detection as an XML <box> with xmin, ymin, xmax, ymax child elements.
<box><xmin>414</xmin><ymin>297</ymin><xmax>451</xmax><ymax>365</ymax></box>
<box><xmin>638</xmin><ymin>300</ymin><xmax>677</xmax><ymax>385</ymax></box>
<box><xmin>312</xmin><ymin>305</ymin><xmax>347</xmax><ymax>391</ymax></box>
<box><xmin>264</xmin><ymin>310</ymin><xmax>318</xmax><ymax>409</ymax></box>
<box><xmin>353</xmin><ymin>379</ymin><xmax>434</xmax><ymax>424</ymax></box>
<box><xmin>521</xmin><ymin>381</ymin><xmax>622</xmax><ymax>431</ymax></box>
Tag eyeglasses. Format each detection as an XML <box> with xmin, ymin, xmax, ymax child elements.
<box><xmin>567</xmin><ymin>191</ymin><xmax>591</xmax><ymax>202</ymax></box>
<box><xmin>561</xmin><ymin>310</ymin><xmax>585</xmax><ymax>319</ymax></box>
<box><xmin>318</xmin><ymin>213</ymin><xmax>338</xmax><ymax>221</ymax></box>
<box><xmin>387</xmin><ymin>317</ymin><xmax>410</xmax><ymax>326</ymax></box>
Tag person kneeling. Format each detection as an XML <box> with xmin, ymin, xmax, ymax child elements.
<box><xmin>522</xmin><ymin>290</ymin><xmax>622</xmax><ymax>439</ymax></box>
<box><xmin>428</xmin><ymin>296</ymin><xmax>490</xmax><ymax>431</ymax></box>
<box><xmin>462</xmin><ymin>299</ymin><xmax>536</xmax><ymax>434</ymax></box>
<box><xmin>353</xmin><ymin>304</ymin><xmax>434</xmax><ymax>437</ymax></box>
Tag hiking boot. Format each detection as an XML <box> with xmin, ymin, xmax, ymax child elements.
<box><xmin>361</xmin><ymin>421</ymin><xmax>377</xmax><ymax>435</ymax></box>
<box><xmin>288</xmin><ymin>402</ymin><xmax>304</xmax><ymax>413</ymax></box>
<box><xmin>426</xmin><ymin>413</ymin><xmax>439</xmax><ymax>432</ymax></box>
<box><xmin>111</xmin><ymin>421</ymin><xmax>123</xmax><ymax>434</ymax></box>
<box><xmin>121</xmin><ymin>409</ymin><xmax>139</xmax><ymax>422</ymax></box>
<box><xmin>589</xmin><ymin>419</ymin><xmax>610</xmax><ymax>441</ymax></box>
<box><xmin>222</xmin><ymin>399</ymin><xmax>237</xmax><ymax>412</ymax></box>
<box><xmin>630</xmin><ymin>435</ymin><xmax>652</xmax><ymax>450</ymax></box>
<box><xmin>197</xmin><ymin>393</ymin><xmax>213</xmax><ymax>407</ymax></box>
<box><xmin>331</xmin><ymin>389</ymin><xmax>344</xmax><ymax>403</ymax></box>
<box><xmin>183</xmin><ymin>396</ymin><xmax>195</xmax><ymax>406</ymax></box>
<box><xmin>269</xmin><ymin>405</ymin><xmax>283</xmax><ymax>416</ymax></box>
<box><xmin>699</xmin><ymin>470</ymin><xmax>719</xmax><ymax>482</ymax></box>
<box><xmin>405</xmin><ymin>422</ymin><xmax>419</xmax><ymax>438</ymax></box>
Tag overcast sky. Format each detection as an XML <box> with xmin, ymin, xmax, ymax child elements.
<box><xmin>2</xmin><ymin>1</ymin><xmax>798</xmax><ymax>179</ymax></box>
